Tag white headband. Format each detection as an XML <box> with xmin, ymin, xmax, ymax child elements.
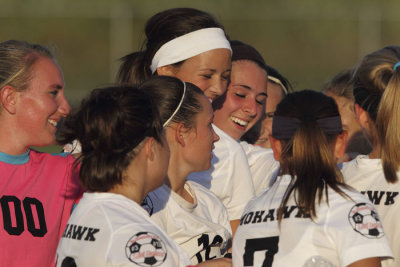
<box><xmin>268</xmin><ymin>76</ymin><xmax>288</xmax><ymax>95</ymax></box>
<box><xmin>150</xmin><ymin>28</ymin><xmax>232</xmax><ymax>73</ymax></box>
<box><xmin>163</xmin><ymin>81</ymin><xmax>186</xmax><ymax>127</ymax></box>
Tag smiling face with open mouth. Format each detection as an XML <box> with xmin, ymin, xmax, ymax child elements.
<box><xmin>212</xmin><ymin>60</ymin><xmax>267</xmax><ymax>141</ymax></box>
<box><xmin>15</xmin><ymin>56</ymin><xmax>70</xmax><ymax>150</ymax></box>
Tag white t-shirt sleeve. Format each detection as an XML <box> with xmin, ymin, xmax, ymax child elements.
<box><xmin>325</xmin><ymin>196</ymin><xmax>393</xmax><ymax>266</ymax></box>
<box><xmin>108</xmin><ymin>225</ymin><xmax>191</xmax><ymax>266</ymax></box>
<box><xmin>226</xmin><ymin>143</ymin><xmax>256</xmax><ymax>220</ymax></box>
<box><xmin>57</xmin><ymin>193</ymin><xmax>193</xmax><ymax>267</ymax></box>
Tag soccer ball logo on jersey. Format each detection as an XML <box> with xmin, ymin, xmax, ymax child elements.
<box><xmin>125</xmin><ymin>232</ymin><xmax>167</xmax><ymax>266</ymax></box>
<box><xmin>348</xmin><ymin>202</ymin><xmax>384</xmax><ymax>238</ymax></box>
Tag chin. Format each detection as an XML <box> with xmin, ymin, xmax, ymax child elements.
<box><xmin>33</xmin><ymin>139</ymin><xmax>55</xmax><ymax>148</ymax></box>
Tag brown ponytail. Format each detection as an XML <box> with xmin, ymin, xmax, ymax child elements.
<box><xmin>274</xmin><ymin>90</ymin><xmax>350</xmax><ymax>223</ymax></box>
<box><xmin>117</xmin><ymin>51</ymin><xmax>152</xmax><ymax>87</ymax></box>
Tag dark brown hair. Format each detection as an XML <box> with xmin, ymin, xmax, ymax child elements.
<box><xmin>139</xmin><ymin>76</ymin><xmax>204</xmax><ymax>129</ymax></box>
<box><xmin>57</xmin><ymin>86</ymin><xmax>163</xmax><ymax>192</ymax></box>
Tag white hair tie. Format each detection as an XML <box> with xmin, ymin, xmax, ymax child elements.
<box><xmin>151</xmin><ymin>28</ymin><xmax>231</xmax><ymax>73</ymax></box>
<box><xmin>163</xmin><ymin>81</ymin><xmax>186</xmax><ymax>127</ymax></box>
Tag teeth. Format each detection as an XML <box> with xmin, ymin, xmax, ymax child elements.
<box><xmin>48</xmin><ymin>119</ymin><xmax>57</xmax><ymax>127</ymax></box>
<box><xmin>231</xmin><ymin>116</ymin><xmax>248</xmax><ymax>127</ymax></box>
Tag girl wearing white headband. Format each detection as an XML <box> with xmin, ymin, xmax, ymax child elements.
<box><xmin>139</xmin><ymin>76</ymin><xmax>232</xmax><ymax>267</ymax></box>
<box><xmin>56</xmin><ymin>86</ymin><xmax>193</xmax><ymax>267</ymax></box>
<box><xmin>118</xmin><ymin>7</ymin><xmax>232</xmax><ymax>102</ymax></box>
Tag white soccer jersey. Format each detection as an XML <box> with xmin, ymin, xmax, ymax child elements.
<box><xmin>232</xmin><ymin>174</ymin><xmax>393</xmax><ymax>267</ymax></box>
<box><xmin>56</xmin><ymin>192</ymin><xmax>193</xmax><ymax>267</ymax></box>
<box><xmin>142</xmin><ymin>181</ymin><xmax>232</xmax><ymax>264</ymax></box>
<box><xmin>240</xmin><ymin>142</ymin><xmax>280</xmax><ymax>196</ymax></box>
<box><xmin>188</xmin><ymin>125</ymin><xmax>255</xmax><ymax>220</ymax></box>
<box><xmin>341</xmin><ymin>155</ymin><xmax>400</xmax><ymax>267</ymax></box>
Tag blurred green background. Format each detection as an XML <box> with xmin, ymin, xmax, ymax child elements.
<box><xmin>2</xmin><ymin>0</ymin><xmax>399</xmax><ymax>152</ymax></box>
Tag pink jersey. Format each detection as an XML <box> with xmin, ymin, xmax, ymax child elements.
<box><xmin>0</xmin><ymin>149</ymin><xmax>82</xmax><ymax>267</ymax></box>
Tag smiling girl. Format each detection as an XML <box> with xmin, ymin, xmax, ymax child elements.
<box><xmin>0</xmin><ymin>40</ymin><xmax>82</xmax><ymax>267</ymax></box>
<box><xmin>188</xmin><ymin>41</ymin><xmax>268</xmax><ymax>233</ymax></box>
<box><xmin>118</xmin><ymin>7</ymin><xmax>232</xmax><ymax>102</ymax></box>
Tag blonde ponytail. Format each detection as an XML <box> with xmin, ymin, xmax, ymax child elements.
<box><xmin>376</xmin><ymin>70</ymin><xmax>400</xmax><ymax>183</ymax></box>
<box><xmin>354</xmin><ymin>46</ymin><xmax>400</xmax><ymax>183</ymax></box>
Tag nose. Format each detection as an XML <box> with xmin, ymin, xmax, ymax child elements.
<box><xmin>58</xmin><ymin>93</ymin><xmax>71</xmax><ymax>117</ymax></box>
<box><xmin>244</xmin><ymin>97</ymin><xmax>257</xmax><ymax>117</ymax></box>
<box><xmin>209</xmin><ymin>79</ymin><xmax>227</xmax><ymax>100</ymax></box>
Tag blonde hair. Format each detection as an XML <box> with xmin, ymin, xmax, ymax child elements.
<box><xmin>353</xmin><ymin>46</ymin><xmax>400</xmax><ymax>183</ymax></box>
<box><xmin>0</xmin><ymin>40</ymin><xmax>53</xmax><ymax>91</ymax></box>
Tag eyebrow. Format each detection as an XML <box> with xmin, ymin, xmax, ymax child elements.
<box><xmin>51</xmin><ymin>84</ymin><xmax>64</xmax><ymax>90</ymax></box>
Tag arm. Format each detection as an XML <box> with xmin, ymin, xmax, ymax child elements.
<box><xmin>348</xmin><ymin>257</ymin><xmax>381</xmax><ymax>267</ymax></box>
<box><xmin>229</xmin><ymin>219</ymin><xmax>240</xmax><ymax>239</ymax></box>
<box><xmin>197</xmin><ymin>257</ymin><xmax>232</xmax><ymax>267</ymax></box>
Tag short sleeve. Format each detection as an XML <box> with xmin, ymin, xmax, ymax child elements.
<box><xmin>326</xmin><ymin>198</ymin><xmax>393</xmax><ymax>266</ymax></box>
<box><xmin>109</xmin><ymin>226</ymin><xmax>191</xmax><ymax>266</ymax></box>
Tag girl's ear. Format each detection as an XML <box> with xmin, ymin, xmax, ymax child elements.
<box><xmin>333</xmin><ymin>131</ymin><xmax>348</xmax><ymax>160</ymax></box>
<box><xmin>165</xmin><ymin>122</ymin><xmax>188</xmax><ymax>148</ymax></box>
<box><xmin>143</xmin><ymin>137</ymin><xmax>155</xmax><ymax>161</ymax></box>
<box><xmin>156</xmin><ymin>65</ymin><xmax>176</xmax><ymax>76</ymax></box>
<box><xmin>270</xmin><ymin>135</ymin><xmax>282</xmax><ymax>161</ymax></box>
<box><xmin>354</xmin><ymin>103</ymin><xmax>370</xmax><ymax>130</ymax></box>
<box><xmin>0</xmin><ymin>85</ymin><xmax>18</xmax><ymax>114</ymax></box>
<box><xmin>174</xmin><ymin>122</ymin><xmax>187</xmax><ymax>147</ymax></box>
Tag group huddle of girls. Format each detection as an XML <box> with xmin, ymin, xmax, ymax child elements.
<box><xmin>0</xmin><ymin>7</ymin><xmax>398</xmax><ymax>267</ymax></box>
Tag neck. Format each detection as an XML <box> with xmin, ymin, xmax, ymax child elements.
<box><xmin>0</xmin><ymin>144</ymin><xmax>29</xmax><ymax>155</ymax></box>
<box><xmin>108</xmin><ymin>183</ymin><xmax>144</xmax><ymax>204</ymax></box>
<box><xmin>166</xmin><ymin>169</ymin><xmax>188</xmax><ymax>194</ymax></box>
<box><xmin>108</xmin><ymin>158</ymin><xmax>148</xmax><ymax>204</ymax></box>
<box><xmin>368</xmin><ymin>145</ymin><xmax>381</xmax><ymax>159</ymax></box>
<box><xmin>0</xmin><ymin>125</ymin><xmax>29</xmax><ymax>155</ymax></box>
<box><xmin>166</xmin><ymin>166</ymin><xmax>194</xmax><ymax>204</ymax></box>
